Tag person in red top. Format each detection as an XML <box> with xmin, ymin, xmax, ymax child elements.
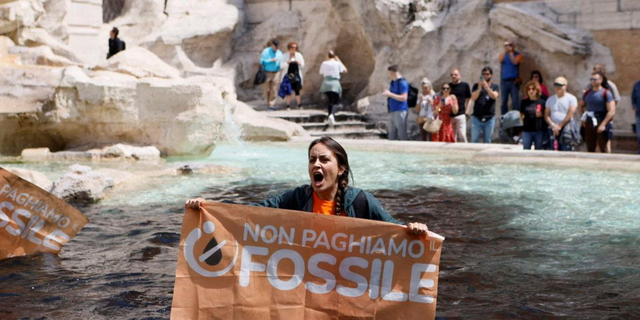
<box><xmin>432</xmin><ymin>84</ymin><xmax>459</xmax><ymax>142</ymax></box>
<box><xmin>530</xmin><ymin>71</ymin><xmax>549</xmax><ymax>99</ymax></box>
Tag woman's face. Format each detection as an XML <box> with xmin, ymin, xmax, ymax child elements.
<box><xmin>532</xmin><ymin>74</ymin><xmax>540</xmax><ymax>82</ymax></box>
<box><xmin>442</xmin><ymin>85</ymin><xmax>451</xmax><ymax>96</ymax></box>
<box><xmin>289</xmin><ymin>44</ymin><xmax>297</xmax><ymax>53</ymax></box>
<box><xmin>422</xmin><ymin>85</ymin><xmax>431</xmax><ymax>94</ymax></box>
<box><xmin>527</xmin><ymin>86</ymin><xmax>538</xmax><ymax>99</ymax></box>
<box><xmin>308</xmin><ymin>143</ymin><xmax>343</xmax><ymax>196</ymax></box>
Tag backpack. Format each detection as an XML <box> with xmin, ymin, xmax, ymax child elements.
<box><xmin>387</xmin><ymin>79</ymin><xmax>418</xmax><ymax>112</ymax></box>
<box><xmin>352</xmin><ymin>190</ymin><xmax>369</xmax><ymax>219</ymax></box>
<box><xmin>582</xmin><ymin>88</ymin><xmax>609</xmax><ymax>103</ymax></box>
<box><xmin>407</xmin><ymin>83</ymin><xmax>418</xmax><ymax>108</ymax></box>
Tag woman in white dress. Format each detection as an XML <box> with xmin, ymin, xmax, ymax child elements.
<box><xmin>280</xmin><ymin>41</ymin><xmax>305</xmax><ymax>109</ymax></box>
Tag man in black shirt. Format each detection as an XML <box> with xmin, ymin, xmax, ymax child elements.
<box><xmin>449</xmin><ymin>69</ymin><xmax>471</xmax><ymax>143</ymax></box>
<box><xmin>468</xmin><ymin>66</ymin><xmax>500</xmax><ymax>143</ymax></box>
<box><xmin>107</xmin><ymin>27</ymin><xmax>126</xmax><ymax>59</ymax></box>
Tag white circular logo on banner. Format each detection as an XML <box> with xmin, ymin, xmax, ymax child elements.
<box><xmin>184</xmin><ymin>221</ymin><xmax>238</xmax><ymax>277</ymax></box>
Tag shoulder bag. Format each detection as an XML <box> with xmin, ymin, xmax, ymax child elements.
<box><xmin>423</xmin><ymin>115</ymin><xmax>442</xmax><ymax>133</ymax></box>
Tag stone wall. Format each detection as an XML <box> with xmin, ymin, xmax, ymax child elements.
<box><xmin>66</xmin><ymin>0</ymin><xmax>102</xmax><ymax>64</ymax></box>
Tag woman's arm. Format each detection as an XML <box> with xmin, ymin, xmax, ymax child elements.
<box><xmin>185</xmin><ymin>187</ymin><xmax>302</xmax><ymax>211</ymax></box>
<box><xmin>451</xmin><ymin>96</ymin><xmax>459</xmax><ymax>114</ymax></box>
<box><xmin>280</xmin><ymin>53</ymin><xmax>291</xmax><ymax>70</ymax></box>
<box><xmin>297</xmin><ymin>52</ymin><xmax>305</xmax><ymax>70</ymax></box>
<box><xmin>365</xmin><ymin>192</ymin><xmax>402</xmax><ymax>225</ymax></box>
<box><xmin>250</xmin><ymin>188</ymin><xmax>298</xmax><ymax>209</ymax></box>
<box><xmin>366</xmin><ymin>192</ymin><xmax>429</xmax><ymax>235</ymax></box>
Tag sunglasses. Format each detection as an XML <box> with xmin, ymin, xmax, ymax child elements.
<box><xmin>482</xmin><ymin>73</ymin><xmax>491</xmax><ymax>76</ymax></box>
<box><xmin>589</xmin><ymin>78</ymin><xmax>599</xmax><ymax>82</ymax></box>
<box><xmin>553</xmin><ymin>83</ymin><xmax>565</xmax><ymax>87</ymax></box>
<box><xmin>442</xmin><ymin>87</ymin><xmax>451</xmax><ymax>90</ymax></box>
<box><xmin>527</xmin><ymin>88</ymin><xmax>537</xmax><ymax>91</ymax></box>
<box><xmin>291</xmin><ymin>46</ymin><xmax>298</xmax><ymax>49</ymax></box>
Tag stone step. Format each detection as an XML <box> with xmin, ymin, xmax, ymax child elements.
<box><xmin>301</xmin><ymin>121</ymin><xmax>368</xmax><ymax>132</ymax></box>
<box><xmin>262</xmin><ymin>110</ymin><xmax>364</xmax><ymax>124</ymax></box>
<box><xmin>308</xmin><ymin>129</ymin><xmax>386</xmax><ymax>140</ymax></box>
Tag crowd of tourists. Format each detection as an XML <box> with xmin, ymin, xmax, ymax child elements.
<box><xmin>257</xmin><ymin>39</ymin><xmax>640</xmax><ymax>154</ymax></box>
<box><xmin>259</xmin><ymin>39</ymin><xmax>346</xmax><ymax>127</ymax></box>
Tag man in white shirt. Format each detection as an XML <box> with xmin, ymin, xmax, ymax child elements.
<box><xmin>545</xmin><ymin>76</ymin><xmax>578</xmax><ymax>151</ymax></box>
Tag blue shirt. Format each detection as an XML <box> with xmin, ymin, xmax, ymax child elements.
<box><xmin>584</xmin><ymin>88</ymin><xmax>613</xmax><ymax>114</ymax></box>
<box><xmin>260</xmin><ymin>47</ymin><xmax>282</xmax><ymax>72</ymax></box>
<box><xmin>389</xmin><ymin>78</ymin><xmax>409</xmax><ymax>112</ymax></box>
<box><xmin>501</xmin><ymin>52</ymin><xmax>521</xmax><ymax>80</ymax></box>
<box><xmin>632</xmin><ymin>80</ymin><xmax>640</xmax><ymax>116</ymax></box>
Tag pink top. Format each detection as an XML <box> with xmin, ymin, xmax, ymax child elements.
<box><xmin>540</xmin><ymin>83</ymin><xmax>549</xmax><ymax>98</ymax></box>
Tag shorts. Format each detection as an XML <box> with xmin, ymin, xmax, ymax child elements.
<box><xmin>290</xmin><ymin>81</ymin><xmax>302</xmax><ymax>96</ymax></box>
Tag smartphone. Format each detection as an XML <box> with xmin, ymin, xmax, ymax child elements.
<box><xmin>536</xmin><ymin>104</ymin><xmax>542</xmax><ymax>113</ymax></box>
<box><xmin>479</xmin><ymin>75</ymin><xmax>484</xmax><ymax>81</ymax></box>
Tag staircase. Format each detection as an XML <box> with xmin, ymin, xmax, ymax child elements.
<box><xmin>260</xmin><ymin>107</ymin><xmax>386</xmax><ymax>139</ymax></box>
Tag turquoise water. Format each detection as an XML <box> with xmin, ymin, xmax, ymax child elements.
<box><xmin>2</xmin><ymin>142</ymin><xmax>640</xmax><ymax>319</ymax></box>
<box><xmin>188</xmin><ymin>143</ymin><xmax>640</xmax><ymax>237</ymax></box>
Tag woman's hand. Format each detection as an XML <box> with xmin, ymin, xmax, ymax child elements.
<box><xmin>185</xmin><ymin>198</ymin><xmax>205</xmax><ymax>210</ymax></box>
<box><xmin>406</xmin><ymin>222</ymin><xmax>429</xmax><ymax>236</ymax></box>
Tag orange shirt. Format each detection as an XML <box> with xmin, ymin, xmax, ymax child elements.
<box><xmin>312</xmin><ymin>192</ymin><xmax>336</xmax><ymax>215</ymax></box>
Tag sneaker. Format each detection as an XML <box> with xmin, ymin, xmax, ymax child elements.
<box><xmin>268</xmin><ymin>107</ymin><xmax>277</xmax><ymax>111</ymax></box>
<box><xmin>328</xmin><ymin>114</ymin><xmax>336</xmax><ymax>126</ymax></box>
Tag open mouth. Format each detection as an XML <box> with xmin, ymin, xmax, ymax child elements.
<box><xmin>313</xmin><ymin>171</ymin><xmax>324</xmax><ymax>187</ymax></box>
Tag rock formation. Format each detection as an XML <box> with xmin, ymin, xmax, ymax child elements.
<box><xmin>51</xmin><ymin>164</ymin><xmax>116</xmax><ymax>203</ymax></box>
<box><xmin>0</xmin><ymin>0</ymin><xmax>306</xmax><ymax>157</ymax></box>
<box><xmin>0</xmin><ymin>0</ymin><xmax>631</xmax><ymax>150</ymax></box>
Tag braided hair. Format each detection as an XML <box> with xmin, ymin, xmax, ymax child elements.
<box><xmin>308</xmin><ymin>137</ymin><xmax>352</xmax><ymax>215</ymax></box>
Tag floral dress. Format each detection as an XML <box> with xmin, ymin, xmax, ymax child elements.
<box><xmin>432</xmin><ymin>95</ymin><xmax>457</xmax><ymax>143</ymax></box>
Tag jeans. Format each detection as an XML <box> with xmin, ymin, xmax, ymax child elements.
<box><xmin>500</xmin><ymin>79</ymin><xmax>520</xmax><ymax>115</ymax></box>
<box><xmin>548</xmin><ymin>128</ymin><xmax>572</xmax><ymax>151</ymax></box>
<box><xmin>636</xmin><ymin>115</ymin><xmax>640</xmax><ymax>154</ymax></box>
<box><xmin>522</xmin><ymin>131</ymin><xmax>544</xmax><ymax>150</ymax></box>
<box><xmin>388</xmin><ymin>110</ymin><xmax>408</xmax><ymax>141</ymax></box>
<box><xmin>471</xmin><ymin>116</ymin><xmax>495</xmax><ymax>143</ymax></box>
<box><xmin>451</xmin><ymin>114</ymin><xmax>468</xmax><ymax>143</ymax></box>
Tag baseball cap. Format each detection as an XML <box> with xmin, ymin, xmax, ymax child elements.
<box><xmin>553</xmin><ymin>76</ymin><xmax>568</xmax><ymax>86</ymax></box>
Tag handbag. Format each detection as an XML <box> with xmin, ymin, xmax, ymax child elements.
<box><xmin>423</xmin><ymin>116</ymin><xmax>442</xmax><ymax>133</ymax></box>
<box><xmin>287</xmin><ymin>73</ymin><xmax>301</xmax><ymax>83</ymax></box>
<box><xmin>254</xmin><ymin>67</ymin><xmax>266</xmax><ymax>85</ymax></box>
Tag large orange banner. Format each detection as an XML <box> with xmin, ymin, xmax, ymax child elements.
<box><xmin>172</xmin><ymin>202</ymin><xmax>444</xmax><ymax>320</ymax></box>
<box><xmin>0</xmin><ymin>168</ymin><xmax>89</xmax><ymax>259</ymax></box>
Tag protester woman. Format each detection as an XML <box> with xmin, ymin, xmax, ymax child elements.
<box><xmin>280</xmin><ymin>42</ymin><xmax>305</xmax><ymax>109</ymax></box>
<box><xmin>319</xmin><ymin>50</ymin><xmax>347</xmax><ymax>125</ymax></box>
<box><xmin>416</xmin><ymin>78</ymin><xmax>436</xmax><ymax>141</ymax></box>
<box><xmin>185</xmin><ymin>136</ymin><xmax>428</xmax><ymax>235</ymax></box>
<box><xmin>432</xmin><ymin>84</ymin><xmax>459</xmax><ymax>143</ymax></box>
<box><xmin>530</xmin><ymin>70</ymin><xmax>549</xmax><ymax>100</ymax></box>
<box><xmin>520</xmin><ymin>81</ymin><xmax>548</xmax><ymax>150</ymax></box>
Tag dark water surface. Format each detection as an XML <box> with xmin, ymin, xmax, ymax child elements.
<box><xmin>1</xmin><ymin>184</ymin><xmax>639</xmax><ymax>319</ymax></box>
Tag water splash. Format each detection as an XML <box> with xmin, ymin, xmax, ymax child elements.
<box><xmin>221</xmin><ymin>101</ymin><xmax>244</xmax><ymax>146</ymax></box>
